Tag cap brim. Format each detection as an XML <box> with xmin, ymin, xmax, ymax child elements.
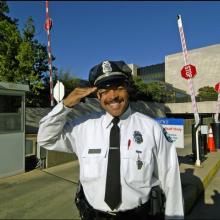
<box><xmin>96</xmin><ymin>75</ymin><xmax>128</xmax><ymax>89</ymax></box>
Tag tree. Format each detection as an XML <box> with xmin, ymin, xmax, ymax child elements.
<box><xmin>0</xmin><ymin>0</ymin><xmax>9</xmax><ymax>14</ymax></box>
<box><xmin>17</xmin><ymin>17</ymin><xmax>51</xmax><ymax>106</ymax></box>
<box><xmin>0</xmin><ymin>19</ymin><xmax>21</xmax><ymax>81</ymax></box>
<box><xmin>197</xmin><ymin>86</ymin><xmax>218</xmax><ymax>101</ymax></box>
<box><xmin>132</xmin><ymin>77</ymin><xmax>171</xmax><ymax>102</ymax></box>
<box><xmin>132</xmin><ymin>76</ymin><xmax>152</xmax><ymax>101</ymax></box>
<box><xmin>0</xmin><ymin>1</ymin><xmax>56</xmax><ymax>107</ymax></box>
<box><xmin>146</xmin><ymin>82</ymin><xmax>170</xmax><ymax>103</ymax></box>
<box><xmin>0</xmin><ymin>0</ymin><xmax>18</xmax><ymax>24</ymax></box>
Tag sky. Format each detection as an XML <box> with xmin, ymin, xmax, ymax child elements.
<box><xmin>7</xmin><ymin>1</ymin><xmax>220</xmax><ymax>80</ymax></box>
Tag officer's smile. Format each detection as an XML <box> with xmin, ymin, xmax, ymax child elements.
<box><xmin>109</xmin><ymin>101</ymin><xmax>121</xmax><ymax>109</ymax></box>
<box><xmin>107</xmin><ymin>99</ymin><xmax>124</xmax><ymax>110</ymax></box>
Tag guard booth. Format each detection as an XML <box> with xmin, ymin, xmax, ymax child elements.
<box><xmin>0</xmin><ymin>82</ymin><xmax>29</xmax><ymax>178</ymax></box>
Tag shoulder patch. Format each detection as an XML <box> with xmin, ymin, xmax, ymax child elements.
<box><xmin>162</xmin><ymin>128</ymin><xmax>173</xmax><ymax>143</ymax></box>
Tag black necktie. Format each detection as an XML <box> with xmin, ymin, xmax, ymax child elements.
<box><xmin>104</xmin><ymin>117</ymin><xmax>121</xmax><ymax>210</ymax></box>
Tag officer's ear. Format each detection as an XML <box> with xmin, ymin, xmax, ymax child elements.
<box><xmin>96</xmin><ymin>91</ymin><xmax>101</xmax><ymax>100</ymax></box>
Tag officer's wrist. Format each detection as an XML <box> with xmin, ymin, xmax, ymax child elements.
<box><xmin>62</xmin><ymin>100</ymin><xmax>72</xmax><ymax>109</ymax></box>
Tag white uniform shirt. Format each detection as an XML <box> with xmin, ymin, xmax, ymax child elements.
<box><xmin>37</xmin><ymin>102</ymin><xmax>184</xmax><ymax>218</ymax></box>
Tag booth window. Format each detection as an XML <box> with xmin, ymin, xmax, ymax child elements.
<box><xmin>0</xmin><ymin>95</ymin><xmax>22</xmax><ymax>133</ymax></box>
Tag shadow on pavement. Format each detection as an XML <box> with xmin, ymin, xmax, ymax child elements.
<box><xmin>180</xmin><ymin>168</ymin><xmax>204</xmax><ymax>215</ymax></box>
<box><xmin>178</xmin><ymin>154</ymin><xmax>208</xmax><ymax>166</ymax></box>
<box><xmin>186</xmin><ymin>189</ymin><xmax>220</xmax><ymax>219</ymax></box>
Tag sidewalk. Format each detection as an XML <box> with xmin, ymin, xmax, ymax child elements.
<box><xmin>0</xmin><ymin>161</ymin><xmax>80</xmax><ymax>219</ymax></box>
<box><xmin>0</xmin><ymin>135</ymin><xmax>220</xmax><ymax>219</ymax></box>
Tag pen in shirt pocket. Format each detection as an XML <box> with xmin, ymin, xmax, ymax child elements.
<box><xmin>128</xmin><ymin>139</ymin><xmax>131</xmax><ymax>150</ymax></box>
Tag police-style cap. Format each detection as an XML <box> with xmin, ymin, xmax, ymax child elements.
<box><xmin>89</xmin><ymin>60</ymin><xmax>132</xmax><ymax>88</ymax></box>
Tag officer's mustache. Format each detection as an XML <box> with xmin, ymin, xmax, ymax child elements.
<box><xmin>104</xmin><ymin>97</ymin><xmax>124</xmax><ymax>105</ymax></box>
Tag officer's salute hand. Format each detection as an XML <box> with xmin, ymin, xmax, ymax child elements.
<box><xmin>63</xmin><ymin>87</ymin><xmax>97</xmax><ymax>108</ymax></box>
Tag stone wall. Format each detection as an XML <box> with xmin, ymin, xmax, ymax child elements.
<box><xmin>165</xmin><ymin>44</ymin><xmax>220</xmax><ymax>95</ymax></box>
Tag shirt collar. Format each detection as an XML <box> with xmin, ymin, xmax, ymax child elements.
<box><xmin>103</xmin><ymin>105</ymin><xmax>132</xmax><ymax>128</ymax></box>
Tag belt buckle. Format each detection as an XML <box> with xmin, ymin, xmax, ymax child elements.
<box><xmin>107</xmin><ymin>211</ymin><xmax>117</xmax><ymax>216</ymax></box>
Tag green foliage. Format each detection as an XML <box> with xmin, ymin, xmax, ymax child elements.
<box><xmin>22</xmin><ymin>16</ymin><xmax>35</xmax><ymax>41</ymax></box>
<box><xmin>132</xmin><ymin>76</ymin><xmax>171</xmax><ymax>102</ymax></box>
<box><xmin>0</xmin><ymin>19</ymin><xmax>21</xmax><ymax>81</ymax></box>
<box><xmin>197</xmin><ymin>86</ymin><xmax>218</xmax><ymax>100</ymax></box>
<box><xmin>131</xmin><ymin>76</ymin><xmax>150</xmax><ymax>100</ymax></box>
<box><xmin>17</xmin><ymin>17</ymin><xmax>46</xmax><ymax>105</ymax></box>
<box><xmin>0</xmin><ymin>0</ymin><xmax>9</xmax><ymax>15</ymax></box>
<box><xmin>0</xmin><ymin>2</ymin><xmax>55</xmax><ymax>107</ymax></box>
<box><xmin>147</xmin><ymin>81</ymin><xmax>168</xmax><ymax>102</ymax></box>
<box><xmin>133</xmin><ymin>76</ymin><xmax>147</xmax><ymax>93</ymax></box>
<box><xmin>0</xmin><ymin>0</ymin><xmax>18</xmax><ymax>24</ymax></box>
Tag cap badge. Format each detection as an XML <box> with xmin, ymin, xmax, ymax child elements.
<box><xmin>102</xmin><ymin>61</ymin><xmax>112</xmax><ymax>74</ymax></box>
<box><xmin>133</xmin><ymin>131</ymin><xmax>143</xmax><ymax>144</ymax></box>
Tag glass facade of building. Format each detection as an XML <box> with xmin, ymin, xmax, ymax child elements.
<box><xmin>137</xmin><ymin>63</ymin><xmax>165</xmax><ymax>83</ymax></box>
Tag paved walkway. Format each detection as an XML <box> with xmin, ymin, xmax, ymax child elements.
<box><xmin>1</xmin><ymin>135</ymin><xmax>220</xmax><ymax>219</ymax></box>
<box><xmin>0</xmin><ymin>161</ymin><xmax>80</xmax><ymax>219</ymax></box>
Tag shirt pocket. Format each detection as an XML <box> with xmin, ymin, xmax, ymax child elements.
<box><xmin>122</xmin><ymin>147</ymin><xmax>153</xmax><ymax>187</ymax></box>
<box><xmin>81</xmin><ymin>147</ymin><xmax>107</xmax><ymax>182</ymax></box>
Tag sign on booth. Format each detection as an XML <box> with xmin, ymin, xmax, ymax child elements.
<box><xmin>156</xmin><ymin>118</ymin><xmax>185</xmax><ymax>148</ymax></box>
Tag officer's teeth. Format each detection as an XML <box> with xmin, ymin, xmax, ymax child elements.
<box><xmin>110</xmin><ymin>102</ymin><xmax>120</xmax><ymax>107</ymax></box>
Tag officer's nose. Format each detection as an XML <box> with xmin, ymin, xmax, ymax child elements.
<box><xmin>107</xmin><ymin>89</ymin><xmax>119</xmax><ymax>98</ymax></box>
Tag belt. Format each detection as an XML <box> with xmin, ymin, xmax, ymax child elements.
<box><xmin>92</xmin><ymin>200</ymin><xmax>151</xmax><ymax>219</ymax></box>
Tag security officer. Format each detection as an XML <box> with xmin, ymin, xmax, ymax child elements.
<box><xmin>37</xmin><ymin>60</ymin><xmax>184</xmax><ymax>220</ymax></box>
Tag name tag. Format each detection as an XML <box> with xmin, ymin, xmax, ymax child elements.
<box><xmin>88</xmin><ymin>148</ymin><xmax>102</xmax><ymax>154</ymax></box>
